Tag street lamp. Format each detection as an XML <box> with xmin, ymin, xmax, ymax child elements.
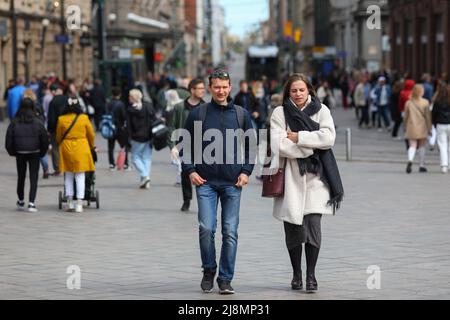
<box><xmin>40</xmin><ymin>19</ymin><xmax>49</xmax><ymax>60</ymax></box>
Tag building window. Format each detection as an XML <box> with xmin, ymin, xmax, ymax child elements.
<box><xmin>419</xmin><ymin>18</ymin><xmax>427</xmax><ymax>76</ymax></box>
<box><xmin>434</xmin><ymin>15</ymin><xmax>443</xmax><ymax>77</ymax></box>
<box><xmin>404</xmin><ymin>20</ymin><xmax>413</xmax><ymax>76</ymax></box>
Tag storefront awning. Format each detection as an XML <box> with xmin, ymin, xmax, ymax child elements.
<box><xmin>127</xmin><ymin>13</ymin><xmax>170</xmax><ymax>30</ymax></box>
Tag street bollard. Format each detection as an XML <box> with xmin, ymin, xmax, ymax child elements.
<box><xmin>346</xmin><ymin>128</ymin><xmax>352</xmax><ymax>161</ymax></box>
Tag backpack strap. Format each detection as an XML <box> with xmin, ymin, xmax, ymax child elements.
<box><xmin>61</xmin><ymin>114</ymin><xmax>80</xmax><ymax>142</ymax></box>
<box><xmin>198</xmin><ymin>103</ymin><xmax>208</xmax><ymax>122</ymax></box>
<box><xmin>234</xmin><ymin>105</ymin><xmax>245</xmax><ymax>129</ymax></box>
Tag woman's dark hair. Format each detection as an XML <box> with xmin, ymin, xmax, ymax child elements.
<box><xmin>434</xmin><ymin>81</ymin><xmax>449</xmax><ymax>105</ymax></box>
<box><xmin>282</xmin><ymin>73</ymin><xmax>317</xmax><ymax>102</ymax></box>
<box><xmin>15</xmin><ymin>98</ymin><xmax>36</xmax><ymax>123</ymax></box>
<box><xmin>62</xmin><ymin>98</ymin><xmax>83</xmax><ymax>115</ymax></box>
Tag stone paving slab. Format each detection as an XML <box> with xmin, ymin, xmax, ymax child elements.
<box><xmin>1</xmin><ymin>106</ymin><xmax>450</xmax><ymax>300</ymax></box>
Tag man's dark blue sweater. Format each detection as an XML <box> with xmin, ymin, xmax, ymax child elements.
<box><xmin>181</xmin><ymin>98</ymin><xmax>255</xmax><ymax>186</ymax></box>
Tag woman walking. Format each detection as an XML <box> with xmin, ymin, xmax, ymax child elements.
<box><xmin>126</xmin><ymin>89</ymin><xmax>157</xmax><ymax>189</ymax></box>
<box><xmin>432</xmin><ymin>82</ymin><xmax>450</xmax><ymax>173</ymax></box>
<box><xmin>56</xmin><ymin>98</ymin><xmax>95</xmax><ymax>213</ymax></box>
<box><xmin>5</xmin><ymin>98</ymin><xmax>49</xmax><ymax>212</ymax></box>
<box><xmin>404</xmin><ymin>84</ymin><xmax>432</xmax><ymax>173</ymax></box>
<box><xmin>269</xmin><ymin>74</ymin><xmax>344</xmax><ymax>292</ymax></box>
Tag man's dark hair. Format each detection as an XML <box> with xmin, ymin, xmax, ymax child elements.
<box><xmin>188</xmin><ymin>78</ymin><xmax>205</xmax><ymax>91</ymax></box>
<box><xmin>111</xmin><ymin>87</ymin><xmax>121</xmax><ymax>97</ymax></box>
<box><xmin>208</xmin><ymin>69</ymin><xmax>231</xmax><ymax>86</ymax></box>
<box><xmin>239</xmin><ymin>80</ymin><xmax>248</xmax><ymax>86</ymax></box>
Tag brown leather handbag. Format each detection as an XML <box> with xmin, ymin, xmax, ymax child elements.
<box><xmin>261</xmin><ymin>158</ymin><xmax>286</xmax><ymax>198</ymax></box>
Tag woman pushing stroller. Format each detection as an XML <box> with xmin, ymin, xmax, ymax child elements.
<box><xmin>56</xmin><ymin>97</ymin><xmax>95</xmax><ymax>213</ymax></box>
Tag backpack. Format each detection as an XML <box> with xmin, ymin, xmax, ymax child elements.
<box><xmin>99</xmin><ymin>114</ymin><xmax>116</xmax><ymax>139</ymax></box>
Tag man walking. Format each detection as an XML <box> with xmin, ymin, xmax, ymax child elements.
<box><xmin>169</xmin><ymin>78</ymin><xmax>206</xmax><ymax>212</ymax></box>
<box><xmin>47</xmin><ymin>84</ymin><xmax>68</xmax><ymax>176</ymax></box>
<box><xmin>181</xmin><ymin>70</ymin><xmax>255</xmax><ymax>294</ymax></box>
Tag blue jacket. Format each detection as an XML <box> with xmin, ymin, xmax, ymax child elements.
<box><xmin>7</xmin><ymin>85</ymin><xmax>26</xmax><ymax>119</ymax></box>
<box><xmin>374</xmin><ymin>84</ymin><xmax>391</xmax><ymax>107</ymax></box>
<box><xmin>181</xmin><ymin>99</ymin><xmax>255</xmax><ymax>186</ymax></box>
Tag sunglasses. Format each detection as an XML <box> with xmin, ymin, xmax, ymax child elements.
<box><xmin>210</xmin><ymin>70</ymin><xmax>230</xmax><ymax>79</ymax></box>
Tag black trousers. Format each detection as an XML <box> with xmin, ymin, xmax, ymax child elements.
<box><xmin>108</xmin><ymin>138</ymin><xmax>129</xmax><ymax>167</ymax></box>
<box><xmin>16</xmin><ymin>153</ymin><xmax>40</xmax><ymax>203</ymax></box>
<box><xmin>181</xmin><ymin>171</ymin><xmax>193</xmax><ymax>201</ymax></box>
<box><xmin>359</xmin><ymin>106</ymin><xmax>369</xmax><ymax>127</ymax></box>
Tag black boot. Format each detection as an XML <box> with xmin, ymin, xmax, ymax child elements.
<box><xmin>288</xmin><ymin>245</ymin><xmax>303</xmax><ymax>290</ymax></box>
<box><xmin>180</xmin><ymin>200</ymin><xmax>190</xmax><ymax>212</ymax></box>
<box><xmin>305</xmin><ymin>243</ymin><xmax>319</xmax><ymax>292</ymax></box>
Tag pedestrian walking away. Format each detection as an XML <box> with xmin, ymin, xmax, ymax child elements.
<box><xmin>404</xmin><ymin>84</ymin><xmax>432</xmax><ymax>174</ymax></box>
<box><xmin>56</xmin><ymin>98</ymin><xmax>96</xmax><ymax>213</ymax></box>
<box><xmin>431</xmin><ymin>82</ymin><xmax>450</xmax><ymax>173</ymax></box>
<box><xmin>181</xmin><ymin>69</ymin><xmax>255</xmax><ymax>295</ymax></box>
<box><xmin>5</xmin><ymin>98</ymin><xmax>49</xmax><ymax>212</ymax></box>
<box><xmin>269</xmin><ymin>74</ymin><xmax>344</xmax><ymax>293</ymax></box>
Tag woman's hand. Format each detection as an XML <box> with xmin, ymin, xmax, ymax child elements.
<box><xmin>287</xmin><ymin>131</ymin><xmax>299</xmax><ymax>143</ymax></box>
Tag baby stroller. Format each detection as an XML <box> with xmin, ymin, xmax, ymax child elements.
<box><xmin>58</xmin><ymin>149</ymin><xmax>100</xmax><ymax>210</ymax></box>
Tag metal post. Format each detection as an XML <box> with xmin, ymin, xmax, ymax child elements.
<box><xmin>346</xmin><ymin>127</ymin><xmax>352</xmax><ymax>161</ymax></box>
<box><xmin>60</xmin><ymin>0</ymin><xmax>67</xmax><ymax>80</ymax></box>
<box><xmin>10</xmin><ymin>0</ymin><xmax>18</xmax><ymax>80</ymax></box>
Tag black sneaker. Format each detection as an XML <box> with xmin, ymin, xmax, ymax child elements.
<box><xmin>27</xmin><ymin>203</ymin><xmax>38</xmax><ymax>213</ymax></box>
<box><xmin>419</xmin><ymin>167</ymin><xmax>427</xmax><ymax>173</ymax></box>
<box><xmin>16</xmin><ymin>200</ymin><xmax>25</xmax><ymax>211</ymax></box>
<box><xmin>180</xmin><ymin>200</ymin><xmax>190</xmax><ymax>212</ymax></box>
<box><xmin>200</xmin><ymin>268</ymin><xmax>216</xmax><ymax>293</ymax></box>
<box><xmin>217</xmin><ymin>279</ymin><xmax>235</xmax><ymax>295</ymax></box>
<box><xmin>305</xmin><ymin>274</ymin><xmax>318</xmax><ymax>293</ymax></box>
<box><xmin>406</xmin><ymin>162</ymin><xmax>412</xmax><ymax>174</ymax></box>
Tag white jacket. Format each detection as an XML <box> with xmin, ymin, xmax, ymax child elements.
<box><xmin>269</xmin><ymin>96</ymin><xmax>336</xmax><ymax>225</ymax></box>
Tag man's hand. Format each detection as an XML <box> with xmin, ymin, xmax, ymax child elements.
<box><xmin>170</xmin><ymin>147</ymin><xmax>179</xmax><ymax>160</ymax></box>
<box><xmin>235</xmin><ymin>173</ymin><xmax>249</xmax><ymax>188</ymax></box>
<box><xmin>287</xmin><ymin>131</ymin><xmax>299</xmax><ymax>143</ymax></box>
<box><xmin>252</xmin><ymin>111</ymin><xmax>259</xmax><ymax>119</ymax></box>
<box><xmin>190</xmin><ymin>172</ymin><xmax>207</xmax><ymax>186</ymax></box>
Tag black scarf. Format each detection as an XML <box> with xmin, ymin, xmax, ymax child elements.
<box><xmin>283</xmin><ymin>96</ymin><xmax>344</xmax><ymax>213</ymax></box>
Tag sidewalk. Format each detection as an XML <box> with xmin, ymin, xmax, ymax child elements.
<box><xmin>0</xmin><ymin>113</ymin><xmax>449</xmax><ymax>300</ymax></box>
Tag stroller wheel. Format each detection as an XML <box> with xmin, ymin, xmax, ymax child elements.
<box><xmin>96</xmin><ymin>190</ymin><xmax>100</xmax><ymax>209</ymax></box>
<box><xmin>58</xmin><ymin>191</ymin><xmax>63</xmax><ymax>210</ymax></box>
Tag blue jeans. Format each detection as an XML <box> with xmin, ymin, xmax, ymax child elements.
<box><xmin>130</xmin><ymin>140</ymin><xmax>152</xmax><ymax>179</ymax></box>
<box><xmin>377</xmin><ymin>104</ymin><xmax>391</xmax><ymax>128</ymax></box>
<box><xmin>196</xmin><ymin>183</ymin><xmax>242</xmax><ymax>282</ymax></box>
<box><xmin>40</xmin><ymin>155</ymin><xmax>49</xmax><ymax>172</ymax></box>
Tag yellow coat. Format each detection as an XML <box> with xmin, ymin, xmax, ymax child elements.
<box><xmin>56</xmin><ymin>113</ymin><xmax>95</xmax><ymax>173</ymax></box>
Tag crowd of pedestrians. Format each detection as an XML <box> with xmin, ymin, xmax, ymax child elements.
<box><xmin>3</xmin><ymin>65</ymin><xmax>450</xmax><ymax>296</ymax></box>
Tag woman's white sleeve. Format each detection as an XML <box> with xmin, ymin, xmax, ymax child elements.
<box><xmin>270</xmin><ymin>109</ymin><xmax>314</xmax><ymax>159</ymax></box>
<box><xmin>296</xmin><ymin>107</ymin><xmax>336</xmax><ymax>150</ymax></box>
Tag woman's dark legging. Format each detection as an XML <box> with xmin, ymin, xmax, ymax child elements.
<box><xmin>392</xmin><ymin>118</ymin><xmax>403</xmax><ymax>137</ymax></box>
<box><xmin>16</xmin><ymin>153</ymin><xmax>40</xmax><ymax>203</ymax></box>
<box><xmin>288</xmin><ymin>243</ymin><xmax>320</xmax><ymax>279</ymax></box>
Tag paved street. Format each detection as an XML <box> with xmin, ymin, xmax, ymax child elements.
<box><xmin>1</xmin><ymin>104</ymin><xmax>450</xmax><ymax>300</ymax></box>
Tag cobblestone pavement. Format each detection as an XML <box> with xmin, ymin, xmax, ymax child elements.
<box><xmin>1</xmin><ymin>104</ymin><xmax>450</xmax><ymax>300</ymax></box>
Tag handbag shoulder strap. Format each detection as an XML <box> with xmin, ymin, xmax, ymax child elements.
<box><xmin>61</xmin><ymin>114</ymin><xmax>80</xmax><ymax>141</ymax></box>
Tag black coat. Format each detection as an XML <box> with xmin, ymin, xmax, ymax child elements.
<box><xmin>5</xmin><ymin>110</ymin><xmax>49</xmax><ymax>157</ymax></box>
<box><xmin>234</xmin><ymin>91</ymin><xmax>258</xmax><ymax>114</ymax></box>
<box><xmin>432</xmin><ymin>101</ymin><xmax>450</xmax><ymax>125</ymax></box>
<box><xmin>47</xmin><ymin>95</ymin><xmax>68</xmax><ymax>133</ymax></box>
<box><xmin>90</xmin><ymin>85</ymin><xmax>106</xmax><ymax>110</ymax></box>
<box><xmin>126</xmin><ymin>101</ymin><xmax>156</xmax><ymax>143</ymax></box>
